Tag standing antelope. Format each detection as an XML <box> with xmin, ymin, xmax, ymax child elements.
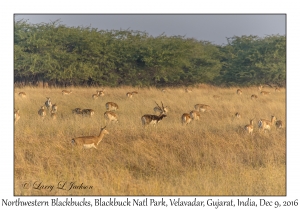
<box><xmin>190</xmin><ymin>110</ymin><xmax>200</xmax><ymax>121</ymax></box>
<box><xmin>235</xmin><ymin>112</ymin><xmax>241</xmax><ymax>119</ymax></box>
<box><xmin>260</xmin><ymin>91</ymin><xmax>271</xmax><ymax>95</ymax></box>
<box><xmin>71</xmin><ymin>126</ymin><xmax>109</xmax><ymax>150</ymax></box>
<box><xmin>52</xmin><ymin>103</ymin><xmax>58</xmax><ymax>113</ymax></box>
<box><xmin>82</xmin><ymin>109</ymin><xmax>95</xmax><ymax>117</ymax></box>
<box><xmin>45</xmin><ymin>97</ymin><xmax>52</xmax><ymax>111</ymax></box>
<box><xmin>258</xmin><ymin>85</ymin><xmax>263</xmax><ymax>91</ymax></box>
<box><xmin>244</xmin><ymin>119</ymin><xmax>254</xmax><ymax>135</ymax></box>
<box><xmin>51</xmin><ymin>110</ymin><xmax>57</xmax><ymax>120</ymax></box>
<box><xmin>104</xmin><ymin>111</ymin><xmax>118</xmax><ymax>124</ymax></box>
<box><xmin>237</xmin><ymin>89</ymin><xmax>242</xmax><ymax>95</ymax></box>
<box><xmin>72</xmin><ymin>108</ymin><xmax>82</xmax><ymax>115</ymax></box>
<box><xmin>38</xmin><ymin>106</ymin><xmax>46</xmax><ymax>118</ymax></box>
<box><xmin>185</xmin><ymin>88</ymin><xmax>192</xmax><ymax>93</ymax></box>
<box><xmin>18</xmin><ymin>92</ymin><xmax>26</xmax><ymax>98</ymax></box>
<box><xmin>251</xmin><ymin>94</ymin><xmax>258</xmax><ymax>100</ymax></box>
<box><xmin>182</xmin><ymin>113</ymin><xmax>192</xmax><ymax>125</ymax></box>
<box><xmin>153</xmin><ymin>101</ymin><xmax>168</xmax><ymax>115</ymax></box>
<box><xmin>62</xmin><ymin>90</ymin><xmax>72</xmax><ymax>95</ymax></box>
<box><xmin>141</xmin><ymin>102</ymin><xmax>167</xmax><ymax>127</ymax></box>
<box><xmin>275</xmin><ymin>87</ymin><xmax>281</xmax><ymax>92</ymax></box>
<box><xmin>275</xmin><ymin>120</ymin><xmax>283</xmax><ymax>129</ymax></box>
<box><xmin>258</xmin><ymin>116</ymin><xmax>276</xmax><ymax>132</ymax></box>
<box><xmin>194</xmin><ymin>104</ymin><xmax>211</xmax><ymax>112</ymax></box>
<box><xmin>105</xmin><ymin>102</ymin><xmax>119</xmax><ymax>111</ymax></box>
<box><xmin>14</xmin><ymin>109</ymin><xmax>20</xmax><ymax>124</ymax></box>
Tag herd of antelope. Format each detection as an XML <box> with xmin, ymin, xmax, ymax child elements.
<box><xmin>15</xmin><ymin>85</ymin><xmax>284</xmax><ymax>149</ymax></box>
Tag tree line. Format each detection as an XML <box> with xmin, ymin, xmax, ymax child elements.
<box><xmin>14</xmin><ymin>20</ymin><xmax>286</xmax><ymax>88</ymax></box>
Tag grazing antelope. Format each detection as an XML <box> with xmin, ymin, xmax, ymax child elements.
<box><xmin>52</xmin><ymin>103</ymin><xmax>58</xmax><ymax>113</ymax></box>
<box><xmin>275</xmin><ymin>87</ymin><xmax>281</xmax><ymax>92</ymax></box>
<box><xmin>45</xmin><ymin>97</ymin><xmax>52</xmax><ymax>111</ymax></box>
<box><xmin>182</xmin><ymin>113</ymin><xmax>192</xmax><ymax>125</ymax></box>
<box><xmin>275</xmin><ymin>120</ymin><xmax>283</xmax><ymax>129</ymax></box>
<box><xmin>82</xmin><ymin>109</ymin><xmax>95</xmax><ymax>117</ymax></box>
<box><xmin>14</xmin><ymin>109</ymin><xmax>20</xmax><ymax>124</ymax></box>
<box><xmin>153</xmin><ymin>101</ymin><xmax>168</xmax><ymax>115</ymax></box>
<box><xmin>213</xmin><ymin>95</ymin><xmax>221</xmax><ymax>99</ymax></box>
<box><xmin>62</xmin><ymin>90</ymin><xmax>72</xmax><ymax>95</ymax></box>
<box><xmin>251</xmin><ymin>94</ymin><xmax>258</xmax><ymax>100</ymax></box>
<box><xmin>258</xmin><ymin>116</ymin><xmax>276</xmax><ymax>132</ymax></box>
<box><xmin>18</xmin><ymin>92</ymin><xmax>26</xmax><ymax>98</ymax></box>
<box><xmin>237</xmin><ymin>89</ymin><xmax>242</xmax><ymax>95</ymax></box>
<box><xmin>92</xmin><ymin>91</ymin><xmax>100</xmax><ymax>99</ymax></box>
<box><xmin>51</xmin><ymin>110</ymin><xmax>57</xmax><ymax>120</ymax></box>
<box><xmin>38</xmin><ymin>106</ymin><xmax>46</xmax><ymax>118</ymax></box>
<box><xmin>190</xmin><ymin>110</ymin><xmax>200</xmax><ymax>121</ymax></box>
<box><xmin>105</xmin><ymin>102</ymin><xmax>119</xmax><ymax>111</ymax></box>
<box><xmin>72</xmin><ymin>108</ymin><xmax>82</xmax><ymax>115</ymax></box>
<box><xmin>98</xmin><ymin>90</ymin><xmax>105</xmax><ymax>97</ymax></box>
<box><xmin>126</xmin><ymin>91</ymin><xmax>138</xmax><ymax>98</ymax></box>
<box><xmin>71</xmin><ymin>126</ymin><xmax>109</xmax><ymax>150</ymax></box>
<box><xmin>185</xmin><ymin>88</ymin><xmax>192</xmax><ymax>93</ymax></box>
<box><xmin>194</xmin><ymin>104</ymin><xmax>211</xmax><ymax>112</ymax></box>
<box><xmin>260</xmin><ymin>91</ymin><xmax>271</xmax><ymax>95</ymax></box>
<box><xmin>235</xmin><ymin>112</ymin><xmax>241</xmax><ymax>119</ymax></box>
<box><xmin>244</xmin><ymin>119</ymin><xmax>254</xmax><ymax>135</ymax></box>
<box><xmin>104</xmin><ymin>111</ymin><xmax>118</xmax><ymax>124</ymax></box>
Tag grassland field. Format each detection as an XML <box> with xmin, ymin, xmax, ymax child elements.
<box><xmin>14</xmin><ymin>85</ymin><xmax>286</xmax><ymax>195</ymax></box>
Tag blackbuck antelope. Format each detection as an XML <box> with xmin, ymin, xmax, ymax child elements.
<box><xmin>105</xmin><ymin>102</ymin><xmax>119</xmax><ymax>111</ymax></box>
<box><xmin>14</xmin><ymin>109</ymin><xmax>20</xmax><ymax>124</ymax></box>
<box><xmin>260</xmin><ymin>91</ymin><xmax>271</xmax><ymax>95</ymax></box>
<box><xmin>104</xmin><ymin>111</ymin><xmax>118</xmax><ymax>124</ymax></box>
<box><xmin>244</xmin><ymin>119</ymin><xmax>254</xmax><ymax>135</ymax></box>
<box><xmin>235</xmin><ymin>112</ymin><xmax>241</xmax><ymax>119</ymax></box>
<box><xmin>182</xmin><ymin>113</ymin><xmax>192</xmax><ymax>125</ymax></box>
<box><xmin>18</xmin><ymin>92</ymin><xmax>26</xmax><ymax>98</ymax></box>
<box><xmin>194</xmin><ymin>104</ymin><xmax>211</xmax><ymax>112</ymax></box>
<box><xmin>62</xmin><ymin>90</ymin><xmax>72</xmax><ymax>95</ymax></box>
<box><xmin>275</xmin><ymin>120</ymin><xmax>283</xmax><ymax>129</ymax></box>
<box><xmin>52</xmin><ymin>103</ymin><xmax>58</xmax><ymax>113</ymax></box>
<box><xmin>190</xmin><ymin>110</ymin><xmax>200</xmax><ymax>121</ymax></box>
<box><xmin>153</xmin><ymin>101</ymin><xmax>168</xmax><ymax>115</ymax></box>
<box><xmin>126</xmin><ymin>91</ymin><xmax>138</xmax><ymax>98</ymax></box>
<box><xmin>51</xmin><ymin>110</ymin><xmax>57</xmax><ymax>120</ymax></box>
<box><xmin>141</xmin><ymin>114</ymin><xmax>167</xmax><ymax>127</ymax></box>
<box><xmin>237</xmin><ymin>89</ymin><xmax>242</xmax><ymax>95</ymax></box>
<box><xmin>45</xmin><ymin>97</ymin><xmax>52</xmax><ymax>111</ymax></box>
<box><xmin>82</xmin><ymin>109</ymin><xmax>95</xmax><ymax>117</ymax></box>
<box><xmin>71</xmin><ymin>126</ymin><xmax>109</xmax><ymax>150</ymax></box>
<box><xmin>251</xmin><ymin>94</ymin><xmax>258</xmax><ymax>100</ymax></box>
<box><xmin>258</xmin><ymin>116</ymin><xmax>276</xmax><ymax>132</ymax></box>
<box><xmin>38</xmin><ymin>106</ymin><xmax>46</xmax><ymax>118</ymax></box>
<box><xmin>72</xmin><ymin>108</ymin><xmax>82</xmax><ymax>115</ymax></box>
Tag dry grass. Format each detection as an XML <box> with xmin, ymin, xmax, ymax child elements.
<box><xmin>14</xmin><ymin>85</ymin><xmax>286</xmax><ymax>195</ymax></box>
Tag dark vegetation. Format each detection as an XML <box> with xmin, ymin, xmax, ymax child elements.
<box><xmin>14</xmin><ymin>20</ymin><xmax>286</xmax><ymax>88</ymax></box>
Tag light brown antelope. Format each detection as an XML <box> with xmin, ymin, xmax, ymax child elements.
<box><xmin>51</xmin><ymin>110</ymin><xmax>57</xmax><ymax>120</ymax></box>
<box><xmin>182</xmin><ymin>113</ymin><xmax>192</xmax><ymax>125</ymax></box>
<box><xmin>244</xmin><ymin>119</ymin><xmax>254</xmax><ymax>135</ymax></box>
<box><xmin>185</xmin><ymin>88</ymin><xmax>192</xmax><ymax>93</ymax></box>
<box><xmin>71</xmin><ymin>126</ymin><xmax>109</xmax><ymax>150</ymax></box>
<box><xmin>260</xmin><ymin>91</ymin><xmax>271</xmax><ymax>95</ymax></box>
<box><xmin>213</xmin><ymin>95</ymin><xmax>221</xmax><ymax>99</ymax></box>
<box><xmin>126</xmin><ymin>91</ymin><xmax>138</xmax><ymax>98</ymax></box>
<box><xmin>275</xmin><ymin>87</ymin><xmax>281</xmax><ymax>92</ymax></box>
<box><xmin>62</xmin><ymin>90</ymin><xmax>72</xmax><ymax>95</ymax></box>
<box><xmin>14</xmin><ymin>109</ymin><xmax>20</xmax><ymax>124</ymax></box>
<box><xmin>235</xmin><ymin>112</ymin><xmax>241</xmax><ymax>119</ymax></box>
<box><xmin>153</xmin><ymin>101</ymin><xmax>168</xmax><ymax>115</ymax></box>
<box><xmin>237</xmin><ymin>89</ymin><xmax>242</xmax><ymax>95</ymax></box>
<box><xmin>38</xmin><ymin>106</ymin><xmax>46</xmax><ymax>118</ymax></box>
<box><xmin>105</xmin><ymin>102</ymin><xmax>119</xmax><ymax>111</ymax></box>
<box><xmin>275</xmin><ymin>120</ymin><xmax>283</xmax><ymax>129</ymax></box>
<box><xmin>251</xmin><ymin>94</ymin><xmax>258</xmax><ymax>100</ymax></box>
<box><xmin>194</xmin><ymin>104</ymin><xmax>211</xmax><ymax>112</ymax></box>
<box><xmin>45</xmin><ymin>97</ymin><xmax>52</xmax><ymax>111</ymax></box>
<box><xmin>98</xmin><ymin>89</ymin><xmax>105</xmax><ymax>97</ymax></box>
<box><xmin>190</xmin><ymin>110</ymin><xmax>200</xmax><ymax>121</ymax></box>
<box><xmin>258</xmin><ymin>85</ymin><xmax>263</xmax><ymax>91</ymax></box>
<box><xmin>18</xmin><ymin>92</ymin><xmax>26</xmax><ymax>98</ymax></box>
<box><xmin>72</xmin><ymin>108</ymin><xmax>82</xmax><ymax>115</ymax></box>
<box><xmin>104</xmin><ymin>111</ymin><xmax>118</xmax><ymax>124</ymax></box>
<box><xmin>141</xmin><ymin>114</ymin><xmax>167</xmax><ymax>127</ymax></box>
<box><xmin>52</xmin><ymin>103</ymin><xmax>58</xmax><ymax>113</ymax></box>
<box><xmin>82</xmin><ymin>109</ymin><xmax>95</xmax><ymax>117</ymax></box>
<box><xmin>92</xmin><ymin>91</ymin><xmax>100</xmax><ymax>99</ymax></box>
<box><xmin>258</xmin><ymin>116</ymin><xmax>276</xmax><ymax>132</ymax></box>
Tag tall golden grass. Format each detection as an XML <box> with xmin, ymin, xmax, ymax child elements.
<box><xmin>14</xmin><ymin>85</ymin><xmax>286</xmax><ymax>195</ymax></box>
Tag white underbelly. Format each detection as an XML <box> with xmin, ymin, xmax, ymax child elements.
<box><xmin>83</xmin><ymin>144</ymin><xmax>95</xmax><ymax>149</ymax></box>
